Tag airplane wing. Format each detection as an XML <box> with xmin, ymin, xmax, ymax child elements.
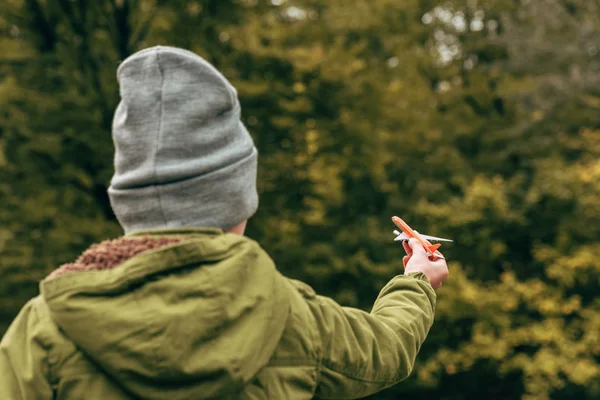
<box><xmin>393</xmin><ymin>230</ymin><xmax>453</xmax><ymax>242</ymax></box>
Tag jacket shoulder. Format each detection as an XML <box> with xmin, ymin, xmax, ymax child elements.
<box><xmin>246</xmin><ymin>277</ymin><xmax>321</xmax><ymax>399</ymax></box>
<box><xmin>0</xmin><ymin>296</ymin><xmax>57</xmax><ymax>398</ymax></box>
<box><xmin>23</xmin><ymin>295</ymin><xmax>82</xmax><ymax>380</ymax></box>
<box><xmin>13</xmin><ymin>296</ymin><xmax>109</xmax><ymax>382</ymax></box>
<box><xmin>268</xmin><ymin>277</ymin><xmax>321</xmax><ymax>366</ymax></box>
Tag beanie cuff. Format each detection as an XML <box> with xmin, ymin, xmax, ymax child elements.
<box><xmin>108</xmin><ymin>147</ymin><xmax>258</xmax><ymax>234</ymax></box>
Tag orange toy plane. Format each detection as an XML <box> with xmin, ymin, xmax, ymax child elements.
<box><xmin>392</xmin><ymin>216</ymin><xmax>452</xmax><ymax>256</ymax></box>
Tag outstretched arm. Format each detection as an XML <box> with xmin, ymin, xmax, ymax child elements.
<box><xmin>313</xmin><ymin>239</ymin><xmax>448</xmax><ymax>399</ymax></box>
<box><xmin>312</xmin><ymin>272</ymin><xmax>436</xmax><ymax>399</ymax></box>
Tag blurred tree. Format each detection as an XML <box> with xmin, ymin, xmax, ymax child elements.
<box><xmin>384</xmin><ymin>1</ymin><xmax>600</xmax><ymax>399</ymax></box>
<box><xmin>1</xmin><ymin>0</ymin><xmax>599</xmax><ymax>399</ymax></box>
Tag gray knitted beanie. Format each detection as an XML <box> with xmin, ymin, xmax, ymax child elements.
<box><xmin>108</xmin><ymin>46</ymin><xmax>258</xmax><ymax>234</ymax></box>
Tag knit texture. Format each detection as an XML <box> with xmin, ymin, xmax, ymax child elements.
<box><xmin>108</xmin><ymin>46</ymin><xmax>258</xmax><ymax>234</ymax></box>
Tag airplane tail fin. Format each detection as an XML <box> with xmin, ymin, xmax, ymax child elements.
<box><xmin>426</xmin><ymin>243</ymin><xmax>441</xmax><ymax>254</ymax></box>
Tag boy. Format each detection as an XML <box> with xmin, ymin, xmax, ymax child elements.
<box><xmin>0</xmin><ymin>46</ymin><xmax>448</xmax><ymax>399</ymax></box>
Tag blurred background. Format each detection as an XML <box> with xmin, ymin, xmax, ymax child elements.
<box><xmin>1</xmin><ymin>0</ymin><xmax>599</xmax><ymax>399</ymax></box>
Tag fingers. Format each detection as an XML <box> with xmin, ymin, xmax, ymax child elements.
<box><xmin>402</xmin><ymin>241</ymin><xmax>413</xmax><ymax>268</ymax></box>
<box><xmin>403</xmin><ymin>255</ymin><xmax>409</xmax><ymax>268</ymax></box>
<box><xmin>402</xmin><ymin>241</ymin><xmax>412</xmax><ymax>256</ymax></box>
<box><xmin>407</xmin><ymin>238</ymin><xmax>428</xmax><ymax>259</ymax></box>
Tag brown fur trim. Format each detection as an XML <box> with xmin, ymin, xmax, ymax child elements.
<box><xmin>47</xmin><ymin>237</ymin><xmax>183</xmax><ymax>279</ymax></box>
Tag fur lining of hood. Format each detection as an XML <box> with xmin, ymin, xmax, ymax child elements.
<box><xmin>47</xmin><ymin>236</ymin><xmax>183</xmax><ymax>279</ymax></box>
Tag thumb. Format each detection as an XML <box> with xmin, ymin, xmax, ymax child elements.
<box><xmin>408</xmin><ymin>238</ymin><xmax>428</xmax><ymax>258</ymax></box>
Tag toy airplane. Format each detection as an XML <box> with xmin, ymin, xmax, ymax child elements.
<box><xmin>392</xmin><ymin>216</ymin><xmax>452</xmax><ymax>256</ymax></box>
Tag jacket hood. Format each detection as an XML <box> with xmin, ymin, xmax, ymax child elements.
<box><xmin>40</xmin><ymin>229</ymin><xmax>291</xmax><ymax>399</ymax></box>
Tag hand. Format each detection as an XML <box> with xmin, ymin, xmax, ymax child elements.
<box><xmin>402</xmin><ymin>238</ymin><xmax>449</xmax><ymax>289</ymax></box>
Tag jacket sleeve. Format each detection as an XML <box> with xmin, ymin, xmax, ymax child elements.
<box><xmin>0</xmin><ymin>297</ymin><xmax>54</xmax><ymax>400</ymax></box>
<box><xmin>312</xmin><ymin>272</ymin><xmax>436</xmax><ymax>399</ymax></box>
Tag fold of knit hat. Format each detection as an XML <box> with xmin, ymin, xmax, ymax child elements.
<box><xmin>108</xmin><ymin>46</ymin><xmax>258</xmax><ymax>234</ymax></box>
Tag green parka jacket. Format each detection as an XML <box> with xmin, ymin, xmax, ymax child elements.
<box><xmin>0</xmin><ymin>229</ymin><xmax>436</xmax><ymax>399</ymax></box>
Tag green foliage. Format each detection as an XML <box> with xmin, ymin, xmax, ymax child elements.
<box><xmin>1</xmin><ymin>0</ymin><xmax>599</xmax><ymax>399</ymax></box>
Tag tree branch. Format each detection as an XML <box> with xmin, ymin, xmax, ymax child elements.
<box><xmin>130</xmin><ymin>8</ymin><xmax>157</xmax><ymax>50</ymax></box>
<box><xmin>55</xmin><ymin>0</ymin><xmax>112</xmax><ymax>129</ymax></box>
<box><xmin>0</xmin><ymin>57</ymin><xmax>60</xmax><ymax>67</ymax></box>
<box><xmin>112</xmin><ymin>0</ymin><xmax>132</xmax><ymax>60</ymax></box>
<box><xmin>94</xmin><ymin>2</ymin><xmax>120</xmax><ymax>53</ymax></box>
<box><xmin>24</xmin><ymin>0</ymin><xmax>57</xmax><ymax>52</ymax></box>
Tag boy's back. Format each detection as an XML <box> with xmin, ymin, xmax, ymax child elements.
<box><xmin>1</xmin><ymin>230</ymin><xmax>435</xmax><ymax>399</ymax></box>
